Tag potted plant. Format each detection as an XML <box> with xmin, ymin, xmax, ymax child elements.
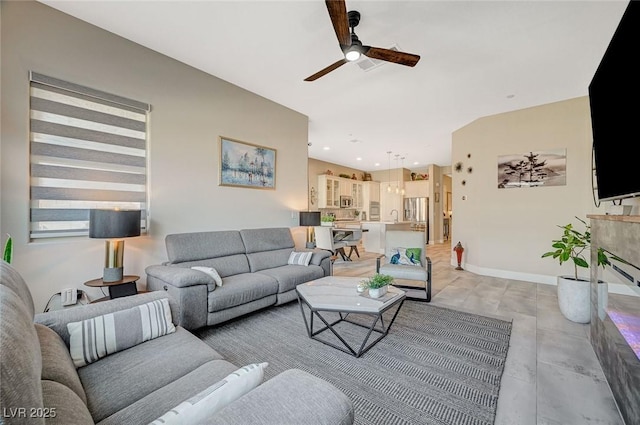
<box><xmin>321</xmin><ymin>215</ymin><xmax>335</xmax><ymax>227</ymax></box>
<box><xmin>541</xmin><ymin>217</ymin><xmax>618</xmax><ymax>323</ymax></box>
<box><xmin>362</xmin><ymin>273</ymin><xmax>394</xmax><ymax>298</ymax></box>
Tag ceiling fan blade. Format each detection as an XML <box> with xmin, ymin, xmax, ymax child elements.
<box><xmin>363</xmin><ymin>46</ymin><xmax>420</xmax><ymax>67</ymax></box>
<box><xmin>304</xmin><ymin>58</ymin><xmax>348</xmax><ymax>81</ymax></box>
<box><xmin>325</xmin><ymin>0</ymin><xmax>351</xmax><ymax>47</ymax></box>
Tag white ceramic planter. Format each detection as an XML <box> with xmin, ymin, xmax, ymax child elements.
<box><xmin>557</xmin><ymin>276</ymin><xmax>590</xmax><ymax>324</ymax></box>
<box><xmin>368</xmin><ymin>285</ymin><xmax>388</xmax><ymax>298</ymax></box>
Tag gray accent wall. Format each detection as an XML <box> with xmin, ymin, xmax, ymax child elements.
<box><xmin>1</xmin><ymin>1</ymin><xmax>308</xmax><ymax>311</ymax></box>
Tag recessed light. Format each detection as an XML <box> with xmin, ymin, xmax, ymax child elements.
<box><xmin>323</xmin><ymin>147</ymin><xmax>330</xmax><ymax>150</ymax></box>
<box><xmin>413</xmin><ymin>161</ymin><xmax>419</xmax><ymax>165</ymax></box>
<box><xmin>374</xmin><ymin>163</ymin><xmax>380</xmax><ymax>167</ymax></box>
<box><xmin>356</xmin><ymin>157</ymin><xmax>362</xmax><ymax>161</ymax></box>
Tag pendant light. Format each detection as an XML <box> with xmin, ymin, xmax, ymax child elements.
<box><xmin>400</xmin><ymin>157</ymin><xmax>406</xmax><ymax>196</ymax></box>
<box><xmin>386</xmin><ymin>151</ymin><xmax>392</xmax><ymax>193</ymax></box>
<box><xmin>395</xmin><ymin>154</ymin><xmax>400</xmax><ymax>194</ymax></box>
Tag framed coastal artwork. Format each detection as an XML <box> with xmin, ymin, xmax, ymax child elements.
<box><xmin>219</xmin><ymin>137</ymin><xmax>276</xmax><ymax>189</ymax></box>
<box><xmin>497</xmin><ymin>148</ymin><xmax>566</xmax><ymax>189</ymax></box>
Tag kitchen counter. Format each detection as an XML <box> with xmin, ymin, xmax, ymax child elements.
<box><xmin>361</xmin><ymin>221</ymin><xmax>414</xmax><ymax>254</ymax></box>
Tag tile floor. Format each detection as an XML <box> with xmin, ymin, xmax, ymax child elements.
<box><xmin>332</xmin><ymin>241</ymin><xmax>625</xmax><ymax>425</ymax></box>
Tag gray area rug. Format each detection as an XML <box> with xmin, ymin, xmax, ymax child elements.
<box><xmin>196</xmin><ymin>300</ymin><xmax>512</xmax><ymax>425</ymax></box>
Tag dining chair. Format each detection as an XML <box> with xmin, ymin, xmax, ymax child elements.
<box><xmin>314</xmin><ymin>226</ymin><xmax>349</xmax><ymax>262</ymax></box>
<box><xmin>342</xmin><ymin>224</ymin><xmax>363</xmax><ymax>259</ymax></box>
<box><xmin>376</xmin><ymin>230</ymin><xmax>432</xmax><ymax>301</ymax></box>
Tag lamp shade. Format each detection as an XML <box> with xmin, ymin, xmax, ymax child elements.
<box><xmin>299</xmin><ymin>211</ymin><xmax>321</xmax><ymax>227</ymax></box>
<box><xmin>89</xmin><ymin>209</ymin><xmax>141</xmax><ymax>239</ymax></box>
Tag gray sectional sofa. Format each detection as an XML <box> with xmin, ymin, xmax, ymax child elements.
<box><xmin>0</xmin><ymin>260</ymin><xmax>354</xmax><ymax>425</ymax></box>
<box><xmin>145</xmin><ymin>227</ymin><xmax>331</xmax><ymax>330</ymax></box>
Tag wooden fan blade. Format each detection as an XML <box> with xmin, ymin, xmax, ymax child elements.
<box><xmin>363</xmin><ymin>46</ymin><xmax>420</xmax><ymax>67</ymax></box>
<box><xmin>325</xmin><ymin>0</ymin><xmax>351</xmax><ymax>47</ymax></box>
<box><xmin>304</xmin><ymin>59</ymin><xmax>348</xmax><ymax>81</ymax></box>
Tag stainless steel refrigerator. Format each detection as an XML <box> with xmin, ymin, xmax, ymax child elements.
<box><xmin>403</xmin><ymin>197</ymin><xmax>429</xmax><ymax>236</ymax></box>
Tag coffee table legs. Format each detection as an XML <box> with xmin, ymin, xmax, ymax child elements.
<box><xmin>297</xmin><ymin>297</ymin><xmax>405</xmax><ymax>358</ymax></box>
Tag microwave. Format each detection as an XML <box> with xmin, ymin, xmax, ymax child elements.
<box><xmin>340</xmin><ymin>196</ymin><xmax>353</xmax><ymax>208</ymax></box>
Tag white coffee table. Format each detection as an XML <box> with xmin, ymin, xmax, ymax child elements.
<box><xmin>296</xmin><ymin>276</ymin><xmax>406</xmax><ymax>358</ymax></box>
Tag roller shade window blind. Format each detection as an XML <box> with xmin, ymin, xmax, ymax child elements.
<box><xmin>29</xmin><ymin>72</ymin><xmax>150</xmax><ymax>239</ymax></box>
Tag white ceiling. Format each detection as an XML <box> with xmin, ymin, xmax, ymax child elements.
<box><xmin>39</xmin><ymin>0</ymin><xmax>629</xmax><ymax>172</ymax></box>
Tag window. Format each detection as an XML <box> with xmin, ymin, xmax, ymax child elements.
<box><xmin>29</xmin><ymin>72</ymin><xmax>150</xmax><ymax>239</ymax></box>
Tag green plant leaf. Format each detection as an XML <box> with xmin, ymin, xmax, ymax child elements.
<box><xmin>573</xmin><ymin>257</ymin><xmax>589</xmax><ymax>268</ymax></box>
<box><xmin>2</xmin><ymin>234</ymin><xmax>12</xmax><ymax>264</ymax></box>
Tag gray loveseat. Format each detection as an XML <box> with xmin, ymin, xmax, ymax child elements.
<box><xmin>145</xmin><ymin>227</ymin><xmax>331</xmax><ymax>330</ymax></box>
<box><xmin>0</xmin><ymin>261</ymin><xmax>354</xmax><ymax>425</ymax></box>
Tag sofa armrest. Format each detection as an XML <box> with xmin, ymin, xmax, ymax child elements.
<box><xmin>309</xmin><ymin>249</ymin><xmax>330</xmax><ymax>265</ymax></box>
<box><xmin>146</xmin><ymin>265</ymin><xmax>209</xmax><ymax>330</ymax></box>
<box><xmin>145</xmin><ymin>265</ymin><xmax>215</xmax><ymax>289</ymax></box>
<box><xmin>34</xmin><ymin>291</ymin><xmax>180</xmax><ymax>347</ymax></box>
<box><xmin>210</xmin><ymin>369</ymin><xmax>354</xmax><ymax>425</ymax></box>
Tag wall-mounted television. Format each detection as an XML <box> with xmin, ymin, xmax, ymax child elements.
<box><xmin>589</xmin><ymin>0</ymin><xmax>640</xmax><ymax>202</ymax></box>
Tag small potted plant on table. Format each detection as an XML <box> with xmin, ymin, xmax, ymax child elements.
<box><xmin>361</xmin><ymin>273</ymin><xmax>394</xmax><ymax>298</ymax></box>
<box><xmin>321</xmin><ymin>215</ymin><xmax>336</xmax><ymax>227</ymax></box>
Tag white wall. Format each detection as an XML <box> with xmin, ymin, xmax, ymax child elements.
<box><xmin>451</xmin><ymin>96</ymin><xmax>639</xmax><ymax>284</ymax></box>
<box><xmin>1</xmin><ymin>1</ymin><xmax>308</xmax><ymax>311</ymax></box>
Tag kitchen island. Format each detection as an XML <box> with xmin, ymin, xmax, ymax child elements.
<box><xmin>361</xmin><ymin>221</ymin><xmax>413</xmax><ymax>254</ymax></box>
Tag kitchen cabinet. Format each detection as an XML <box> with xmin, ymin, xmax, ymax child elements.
<box><xmin>364</xmin><ymin>181</ymin><xmax>380</xmax><ymax>203</ymax></box>
<box><xmin>318</xmin><ymin>176</ymin><xmax>380</xmax><ymax>210</ymax></box>
<box><xmin>317</xmin><ymin>175</ymin><xmax>341</xmax><ymax>208</ymax></box>
<box><xmin>404</xmin><ymin>180</ymin><xmax>429</xmax><ymax>198</ymax></box>
<box><xmin>350</xmin><ymin>181</ymin><xmax>363</xmax><ymax>209</ymax></box>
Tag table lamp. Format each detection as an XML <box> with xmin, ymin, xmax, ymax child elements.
<box><xmin>299</xmin><ymin>211</ymin><xmax>321</xmax><ymax>249</ymax></box>
<box><xmin>89</xmin><ymin>209</ymin><xmax>141</xmax><ymax>282</ymax></box>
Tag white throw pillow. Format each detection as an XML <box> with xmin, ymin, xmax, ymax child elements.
<box><xmin>149</xmin><ymin>362</ymin><xmax>268</xmax><ymax>425</ymax></box>
<box><xmin>191</xmin><ymin>266</ymin><xmax>223</xmax><ymax>287</ymax></box>
<box><xmin>67</xmin><ymin>298</ymin><xmax>175</xmax><ymax>368</ymax></box>
<box><xmin>288</xmin><ymin>251</ymin><xmax>313</xmax><ymax>266</ymax></box>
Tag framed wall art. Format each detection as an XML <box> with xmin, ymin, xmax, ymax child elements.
<box><xmin>497</xmin><ymin>148</ymin><xmax>566</xmax><ymax>189</ymax></box>
<box><xmin>219</xmin><ymin>137</ymin><xmax>276</xmax><ymax>189</ymax></box>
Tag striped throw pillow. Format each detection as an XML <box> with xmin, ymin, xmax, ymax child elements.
<box><xmin>150</xmin><ymin>363</ymin><xmax>268</xmax><ymax>425</ymax></box>
<box><xmin>288</xmin><ymin>251</ymin><xmax>313</xmax><ymax>266</ymax></box>
<box><xmin>67</xmin><ymin>298</ymin><xmax>175</xmax><ymax>368</ymax></box>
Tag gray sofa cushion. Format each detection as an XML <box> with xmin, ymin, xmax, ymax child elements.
<box><xmin>207</xmin><ymin>273</ymin><xmax>278</xmax><ymax>313</ymax></box>
<box><xmin>0</xmin><ymin>285</ymin><xmax>44</xmax><ymax>423</ymax></box>
<box><xmin>78</xmin><ymin>327</ymin><xmax>222</xmax><ymax>422</ymax></box>
<box><xmin>240</xmin><ymin>228</ymin><xmax>294</xmax><ymax>254</ymax></box>
<box><xmin>210</xmin><ymin>369</ymin><xmax>355</xmax><ymax>425</ymax></box>
<box><xmin>246</xmin><ymin>248</ymin><xmax>294</xmax><ymax>273</ymax></box>
<box><xmin>175</xmin><ymin>254</ymin><xmax>251</xmax><ymax>278</ymax></box>
<box><xmin>166</xmin><ymin>231</ymin><xmax>246</xmax><ymax>264</ymax></box>
<box><xmin>0</xmin><ymin>260</ymin><xmax>35</xmax><ymax>317</ymax></box>
<box><xmin>35</xmin><ymin>324</ymin><xmax>87</xmax><ymax>404</ymax></box>
<box><xmin>256</xmin><ymin>265</ymin><xmax>326</xmax><ymax>294</ymax></box>
<box><xmin>34</xmin><ymin>291</ymin><xmax>180</xmax><ymax>347</ymax></box>
<box><xmin>41</xmin><ymin>380</ymin><xmax>94</xmax><ymax>425</ymax></box>
<box><xmin>97</xmin><ymin>359</ymin><xmax>239</xmax><ymax>425</ymax></box>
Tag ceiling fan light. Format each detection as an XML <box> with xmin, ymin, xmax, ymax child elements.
<box><xmin>345</xmin><ymin>49</ymin><xmax>361</xmax><ymax>61</ymax></box>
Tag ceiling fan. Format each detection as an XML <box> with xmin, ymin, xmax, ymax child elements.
<box><xmin>305</xmin><ymin>0</ymin><xmax>421</xmax><ymax>81</ymax></box>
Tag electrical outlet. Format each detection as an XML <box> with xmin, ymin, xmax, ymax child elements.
<box><xmin>61</xmin><ymin>288</ymin><xmax>77</xmax><ymax>306</ymax></box>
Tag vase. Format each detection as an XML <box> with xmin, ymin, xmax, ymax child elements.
<box><xmin>557</xmin><ymin>276</ymin><xmax>590</xmax><ymax>323</ymax></box>
<box><xmin>368</xmin><ymin>285</ymin><xmax>388</xmax><ymax>298</ymax></box>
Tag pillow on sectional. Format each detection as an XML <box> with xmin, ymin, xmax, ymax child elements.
<box><xmin>389</xmin><ymin>247</ymin><xmax>422</xmax><ymax>266</ymax></box>
<box><xmin>150</xmin><ymin>362</ymin><xmax>268</xmax><ymax>425</ymax></box>
<box><xmin>288</xmin><ymin>251</ymin><xmax>313</xmax><ymax>266</ymax></box>
<box><xmin>67</xmin><ymin>298</ymin><xmax>175</xmax><ymax>368</ymax></box>
<box><xmin>191</xmin><ymin>266</ymin><xmax>223</xmax><ymax>287</ymax></box>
